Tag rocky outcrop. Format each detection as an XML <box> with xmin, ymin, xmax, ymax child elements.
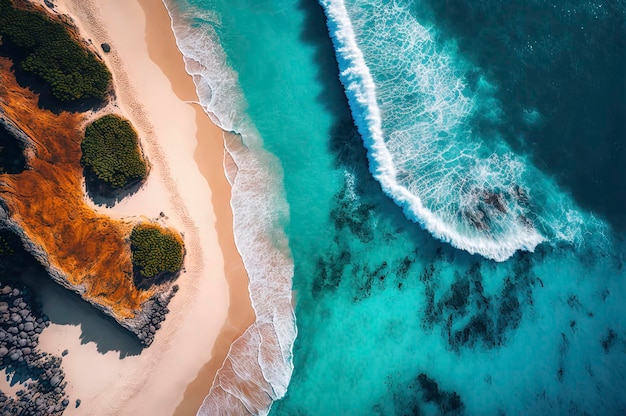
<box><xmin>0</xmin><ymin>60</ymin><xmax>178</xmax><ymax>347</ymax></box>
<box><xmin>1</xmin><ymin>203</ymin><xmax>173</xmax><ymax>347</ymax></box>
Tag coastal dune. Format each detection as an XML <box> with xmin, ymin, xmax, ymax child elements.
<box><xmin>22</xmin><ymin>0</ymin><xmax>255</xmax><ymax>414</ymax></box>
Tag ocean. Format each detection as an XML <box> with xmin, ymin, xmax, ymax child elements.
<box><xmin>164</xmin><ymin>0</ymin><xmax>626</xmax><ymax>414</ymax></box>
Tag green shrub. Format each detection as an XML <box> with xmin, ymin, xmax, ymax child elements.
<box><xmin>130</xmin><ymin>224</ymin><xmax>184</xmax><ymax>279</ymax></box>
<box><xmin>81</xmin><ymin>115</ymin><xmax>147</xmax><ymax>190</ymax></box>
<box><xmin>0</xmin><ymin>0</ymin><xmax>111</xmax><ymax>103</ymax></box>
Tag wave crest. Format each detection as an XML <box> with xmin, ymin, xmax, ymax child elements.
<box><xmin>319</xmin><ymin>0</ymin><xmax>548</xmax><ymax>261</ymax></box>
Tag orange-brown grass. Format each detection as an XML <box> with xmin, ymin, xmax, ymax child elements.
<box><xmin>0</xmin><ymin>58</ymin><xmax>152</xmax><ymax>319</ymax></box>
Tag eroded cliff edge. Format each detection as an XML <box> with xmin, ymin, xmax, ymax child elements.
<box><xmin>0</xmin><ymin>0</ymin><xmax>184</xmax><ymax>347</ymax></box>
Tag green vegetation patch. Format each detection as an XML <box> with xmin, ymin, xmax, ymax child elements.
<box><xmin>0</xmin><ymin>0</ymin><xmax>111</xmax><ymax>103</ymax></box>
<box><xmin>81</xmin><ymin>115</ymin><xmax>148</xmax><ymax>190</ymax></box>
<box><xmin>130</xmin><ymin>223</ymin><xmax>184</xmax><ymax>280</ymax></box>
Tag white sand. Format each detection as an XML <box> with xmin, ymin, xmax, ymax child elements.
<box><xmin>0</xmin><ymin>368</ymin><xmax>21</xmax><ymax>397</ymax></box>
<box><xmin>28</xmin><ymin>0</ymin><xmax>255</xmax><ymax>414</ymax></box>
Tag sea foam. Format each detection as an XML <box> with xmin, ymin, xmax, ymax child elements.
<box><xmin>319</xmin><ymin>0</ymin><xmax>550</xmax><ymax>261</ymax></box>
<box><xmin>162</xmin><ymin>1</ymin><xmax>296</xmax><ymax>414</ymax></box>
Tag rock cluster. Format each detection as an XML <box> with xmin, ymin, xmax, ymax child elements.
<box><xmin>133</xmin><ymin>288</ymin><xmax>177</xmax><ymax>346</ymax></box>
<box><xmin>0</xmin><ymin>281</ymin><xmax>70</xmax><ymax>416</ymax></box>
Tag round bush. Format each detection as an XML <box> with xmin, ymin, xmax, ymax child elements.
<box><xmin>130</xmin><ymin>224</ymin><xmax>184</xmax><ymax>279</ymax></box>
<box><xmin>0</xmin><ymin>0</ymin><xmax>111</xmax><ymax>103</ymax></box>
<box><xmin>81</xmin><ymin>115</ymin><xmax>147</xmax><ymax>190</ymax></box>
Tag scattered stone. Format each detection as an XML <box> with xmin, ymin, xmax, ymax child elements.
<box><xmin>75</xmin><ymin>399</ymin><xmax>81</xmax><ymax>408</ymax></box>
<box><xmin>61</xmin><ymin>349</ymin><xmax>68</xmax><ymax>356</ymax></box>
<box><xmin>0</xmin><ymin>280</ymin><xmax>68</xmax><ymax>415</ymax></box>
<box><xmin>50</xmin><ymin>375</ymin><xmax>61</xmax><ymax>387</ymax></box>
<box><xmin>101</xmin><ymin>43</ymin><xmax>111</xmax><ymax>53</ymax></box>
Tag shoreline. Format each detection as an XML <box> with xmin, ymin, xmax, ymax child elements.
<box><xmin>28</xmin><ymin>0</ymin><xmax>255</xmax><ymax>414</ymax></box>
<box><xmin>161</xmin><ymin>2</ymin><xmax>298</xmax><ymax>413</ymax></box>
<box><xmin>135</xmin><ymin>0</ymin><xmax>257</xmax><ymax>412</ymax></box>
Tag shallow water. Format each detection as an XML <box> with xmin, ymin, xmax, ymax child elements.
<box><xmin>166</xmin><ymin>0</ymin><xmax>626</xmax><ymax>414</ymax></box>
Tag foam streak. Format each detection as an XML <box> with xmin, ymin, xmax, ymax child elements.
<box><xmin>319</xmin><ymin>0</ymin><xmax>546</xmax><ymax>261</ymax></box>
<box><xmin>161</xmin><ymin>1</ymin><xmax>296</xmax><ymax>414</ymax></box>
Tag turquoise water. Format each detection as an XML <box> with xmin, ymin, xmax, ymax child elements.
<box><xmin>165</xmin><ymin>0</ymin><xmax>626</xmax><ymax>414</ymax></box>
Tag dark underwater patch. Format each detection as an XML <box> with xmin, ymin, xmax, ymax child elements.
<box><xmin>377</xmin><ymin>372</ymin><xmax>465</xmax><ymax>415</ymax></box>
<box><xmin>417</xmin><ymin>373</ymin><xmax>464</xmax><ymax>415</ymax></box>
<box><xmin>601</xmin><ymin>329</ymin><xmax>618</xmax><ymax>354</ymax></box>
<box><xmin>420</xmin><ymin>253</ymin><xmax>538</xmax><ymax>351</ymax></box>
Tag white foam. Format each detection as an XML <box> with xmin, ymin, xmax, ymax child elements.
<box><xmin>161</xmin><ymin>1</ymin><xmax>296</xmax><ymax>414</ymax></box>
<box><xmin>319</xmin><ymin>0</ymin><xmax>546</xmax><ymax>262</ymax></box>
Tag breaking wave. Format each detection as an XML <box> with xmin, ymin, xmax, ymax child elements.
<box><xmin>318</xmin><ymin>0</ymin><xmax>605</xmax><ymax>261</ymax></box>
<box><xmin>162</xmin><ymin>1</ymin><xmax>296</xmax><ymax>414</ymax></box>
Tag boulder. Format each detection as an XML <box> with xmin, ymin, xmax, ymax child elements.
<box><xmin>50</xmin><ymin>375</ymin><xmax>61</xmax><ymax>387</ymax></box>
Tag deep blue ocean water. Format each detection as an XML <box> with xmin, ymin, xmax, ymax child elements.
<box><xmin>165</xmin><ymin>0</ymin><xmax>626</xmax><ymax>414</ymax></box>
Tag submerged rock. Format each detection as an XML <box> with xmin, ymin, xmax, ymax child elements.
<box><xmin>482</xmin><ymin>190</ymin><xmax>507</xmax><ymax>213</ymax></box>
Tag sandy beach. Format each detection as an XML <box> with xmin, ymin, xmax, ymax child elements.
<box><xmin>26</xmin><ymin>0</ymin><xmax>255</xmax><ymax>414</ymax></box>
